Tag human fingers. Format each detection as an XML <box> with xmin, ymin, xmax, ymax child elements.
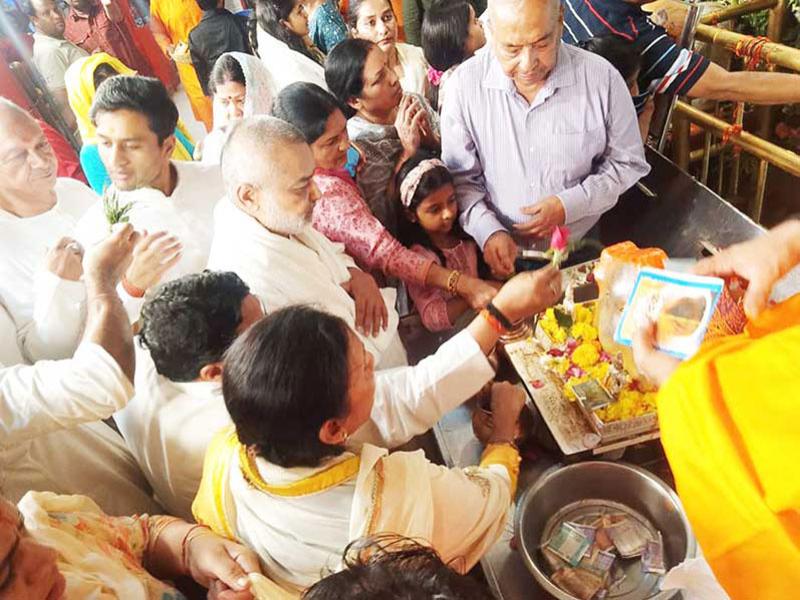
<box><xmin>136</xmin><ymin>230</ymin><xmax>169</xmax><ymax>253</ymax></box>
<box><xmin>632</xmin><ymin>318</ymin><xmax>681</xmax><ymax>387</ymax></box>
<box><xmin>52</xmin><ymin>237</ymin><xmax>73</xmax><ymax>251</ymax></box>
<box><xmin>378</xmin><ymin>292</ymin><xmax>389</xmax><ymax>332</ymax></box>
<box><xmin>354</xmin><ymin>291</ymin><xmax>367</xmax><ymax>334</ymax></box>
<box><xmin>693</xmin><ymin>253</ymin><xmax>771</xmax><ymax>319</ymax></box>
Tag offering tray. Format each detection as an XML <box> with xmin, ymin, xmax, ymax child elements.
<box><xmin>504</xmin><ymin>264</ymin><xmax>659</xmax><ymax>456</ymax></box>
<box><xmin>539</xmin><ymin>500</ymin><xmax>663</xmax><ymax>600</ymax></box>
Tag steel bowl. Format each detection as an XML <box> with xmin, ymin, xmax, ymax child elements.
<box><xmin>515</xmin><ymin>461</ymin><xmax>696</xmax><ymax>600</ymax></box>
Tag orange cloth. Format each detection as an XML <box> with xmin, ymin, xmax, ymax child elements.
<box><xmin>658</xmin><ymin>293</ymin><xmax>800</xmax><ymax>599</ymax></box>
<box><xmin>150</xmin><ymin>0</ymin><xmax>213</xmax><ymax>130</ymax></box>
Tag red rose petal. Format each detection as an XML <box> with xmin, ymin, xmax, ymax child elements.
<box><xmin>531</xmin><ymin>379</ymin><xmax>545</xmax><ymax>389</ymax></box>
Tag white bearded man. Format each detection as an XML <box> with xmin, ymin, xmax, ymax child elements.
<box><xmin>0</xmin><ymin>99</ymin><xmax>96</xmax><ymax>364</ymax></box>
<box><xmin>207</xmin><ymin>116</ymin><xmax>408</xmax><ymax>368</ymax></box>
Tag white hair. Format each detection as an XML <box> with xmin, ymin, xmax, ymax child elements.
<box><xmin>220</xmin><ymin>115</ymin><xmax>307</xmax><ymax>198</ymax></box>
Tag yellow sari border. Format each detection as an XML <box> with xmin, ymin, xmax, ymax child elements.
<box><xmin>239</xmin><ymin>446</ymin><xmax>361</xmax><ymax>497</ymax></box>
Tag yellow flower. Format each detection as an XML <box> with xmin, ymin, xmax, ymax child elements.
<box><xmin>585</xmin><ymin>362</ymin><xmax>610</xmax><ymax>382</ymax></box>
<box><xmin>573</xmin><ymin>304</ymin><xmax>594</xmax><ymax>324</ymax></box>
<box><xmin>570</xmin><ymin>322</ymin><xmax>598</xmax><ymax>341</ymax></box>
<box><xmin>571</xmin><ymin>343</ymin><xmax>600</xmax><ymax>369</ymax></box>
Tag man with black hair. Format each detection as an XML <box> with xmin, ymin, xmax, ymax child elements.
<box><xmin>25</xmin><ymin>0</ymin><xmax>88</xmax><ymax>131</ymax></box>
<box><xmin>74</xmin><ymin>75</ymin><xmax>225</xmax><ymax>321</ymax></box>
<box><xmin>114</xmin><ymin>271</ymin><xmax>263</xmax><ymax>518</ymax></box>
<box><xmin>188</xmin><ymin>0</ymin><xmax>252</xmax><ymax>96</ymax></box>
<box><xmin>560</xmin><ymin>0</ymin><xmax>800</xmax><ymax>114</ymax></box>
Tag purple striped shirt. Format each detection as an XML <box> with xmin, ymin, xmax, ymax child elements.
<box><xmin>441</xmin><ymin>43</ymin><xmax>650</xmax><ymax>250</ymax></box>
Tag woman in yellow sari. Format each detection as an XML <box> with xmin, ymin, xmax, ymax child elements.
<box><xmin>65</xmin><ymin>53</ymin><xmax>196</xmax><ymax>193</ymax></box>
<box><xmin>633</xmin><ymin>219</ymin><xmax>800</xmax><ymax>600</ymax></box>
<box><xmin>150</xmin><ymin>0</ymin><xmax>214</xmax><ymax>131</ymax></box>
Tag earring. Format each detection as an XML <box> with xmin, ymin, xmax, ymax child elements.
<box><xmin>340</xmin><ymin>431</ymin><xmax>350</xmax><ymax>444</ymax></box>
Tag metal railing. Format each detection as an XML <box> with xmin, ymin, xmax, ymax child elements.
<box><xmin>653</xmin><ymin>0</ymin><xmax>800</xmax><ymax>222</ymax></box>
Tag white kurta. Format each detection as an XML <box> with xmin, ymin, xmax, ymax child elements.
<box><xmin>115</xmin><ymin>344</ymin><xmax>231</xmax><ymax>519</ymax></box>
<box><xmin>256</xmin><ymin>28</ymin><xmax>328</xmax><ymax>94</ymax></box>
<box><xmin>207</xmin><ymin>198</ymin><xmax>406</xmax><ymax>368</ymax></box>
<box><xmin>0</xmin><ymin>343</ymin><xmax>161</xmax><ymax>516</ymax></box>
<box><xmin>196</xmin><ymin>330</ymin><xmax>504</xmax><ymax>590</ymax></box>
<box><xmin>396</xmin><ymin>42</ymin><xmax>429</xmax><ymax>97</ymax></box>
<box><xmin>0</xmin><ymin>178</ymin><xmax>96</xmax><ymax>364</ymax></box>
<box><xmin>73</xmin><ymin>161</ymin><xmax>225</xmax><ymax>321</ymax></box>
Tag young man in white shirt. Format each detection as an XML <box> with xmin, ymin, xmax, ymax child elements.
<box><xmin>74</xmin><ymin>75</ymin><xmax>225</xmax><ymax>321</ymax></box>
<box><xmin>1</xmin><ymin>224</ymin><xmax>161</xmax><ymax>515</ymax></box>
<box><xmin>207</xmin><ymin>116</ymin><xmax>408</xmax><ymax>369</ymax></box>
<box><xmin>0</xmin><ymin>99</ymin><xmax>97</xmax><ymax>363</ymax></box>
<box><xmin>115</xmin><ymin>271</ymin><xmax>264</xmax><ymax>519</ymax></box>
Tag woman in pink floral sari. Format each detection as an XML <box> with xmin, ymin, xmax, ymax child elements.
<box><xmin>272</xmin><ymin>82</ymin><xmax>497</xmax><ymax>315</ymax></box>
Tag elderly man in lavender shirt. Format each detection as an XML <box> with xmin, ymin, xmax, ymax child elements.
<box><xmin>441</xmin><ymin>0</ymin><xmax>649</xmax><ymax>278</ymax></box>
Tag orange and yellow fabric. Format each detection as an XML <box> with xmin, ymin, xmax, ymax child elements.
<box><xmin>150</xmin><ymin>0</ymin><xmax>213</xmax><ymax>131</ymax></box>
<box><xmin>658</xmin><ymin>293</ymin><xmax>800</xmax><ymax>599</ymax></box>
<box><xmin>65</xmin><ymin>53</ymin><xmax>194</xmax><ymax>157</ymax></box>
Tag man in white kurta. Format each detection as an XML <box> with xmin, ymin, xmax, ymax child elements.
<box><xmin>114</xmin><ymin>271</ymin><xmax>263</xmax><ymax>519</ymax></box>
<box><xmin>1</xmin><ymin>224</ymin><xmax>161</xmax><ymax>516</ymax></box>
<box><xmin>0</xmin><ymin>100</ymin><xmax>97</xmax><ymax>363</ymax></box>
<box><xmin>207</xmin><ymin>116</ymin><xmax>407</xmax><ymax>368</ymax></box>
<box><xmin>72</xmin><ymin>76</ymin><xmax>224</xmax><ymax>321</ymax></box>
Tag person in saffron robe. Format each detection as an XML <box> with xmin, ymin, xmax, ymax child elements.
<box><xmin>632</xmin><ymin>219</ymin><xmax>800</xmax><ymax>600</ymax></box>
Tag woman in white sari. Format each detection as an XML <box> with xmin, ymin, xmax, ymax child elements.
<box><xmin>254</xmin><ymin>0</ymin><xmax>329</xmax><ymax>93</ymax></box>
<box><xmin>200</xmin><ymin>52</ymin><xmax>276</xmax><ymax>165</ymax></box>
<box><xmin>193</xmin><ymin>267</ymin><xmax>563</xmax><ymax>592</ymax></box>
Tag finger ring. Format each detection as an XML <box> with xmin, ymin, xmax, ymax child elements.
<box><xmin>67</xmin><ymin>242</ymin><xmax>82</xmax><ymax>254</ymax></box>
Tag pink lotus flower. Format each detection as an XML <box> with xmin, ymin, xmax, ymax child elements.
<box><xmin>550</xmin><ymin>226</ymin><xmax>570</xmax><ymax>252</ymax></box>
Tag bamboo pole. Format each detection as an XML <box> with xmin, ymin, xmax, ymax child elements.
<box><xmin>695</xmin><ymin>24</ymin><xmax>800</xmax><ymax>72</ymax></box>
<box><xmin>674</xmin><ymin>100</ymin><xmax>800</xmax><ymax>177</ymax></box>
<box><xmin>689</xmin><ymin>143</ymin><xmax>725</xmax><ymax>162</ymax></box>
<box><xmin>700</xmin><ymin>0</ymin><xmax>777</xmax><ymax>24</ymax></box>
<box><xmin>751</xmin><ymin>160</ymin><xmax>770</xmax><ymax>222</ymax></box>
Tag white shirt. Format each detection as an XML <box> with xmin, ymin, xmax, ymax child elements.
<box><xmin>73</xmin><ymin>161</ymin><xmax>225</xmax><ymax>320</ymax></box>
<box><xmin>32</xmin><ymin>32</ymin><xmax>88</xmax><ymax>92</ymax></box>
<box><xmin>0</xmin><ymin>177</ymin><xmax>96</xmax><ymax>363</ymax></box>
<box><xmin>210</xmin><ymin>331</ymin><xmax>504</xmax><ymax>589</ymax></box>
<box><xmin>207</xmin><ymin>198</ymin><xmax>407</xmax><ymax>368</ymax></box>
<box><xmin>256</xmin><ymin>28</ymin><xmax>328</xmax><ymax>94</ymax></box>
<box><xmin>396</xmin><ymin>42</ymin><xmax>429</xmax><ymax>97</ymax></box>
<box><xmin>115</xmin><ymin>344</ymin><xmax>231</xmax><ymax>519</ymax></box>
<box><xmin>0</xmin><ymin>343</ymin><xmax>161</xmax><ymax>516</ymax></box>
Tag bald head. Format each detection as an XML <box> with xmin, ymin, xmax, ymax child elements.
<box><xmin>221</xmin><ymin>116</ymin><xmax>307</xmax><ymax>195</ymax></box>
<box><xmin>221</xmin><ymin>116</ymin><xmax>320</xmax><ymax>235</ymax></box>
<box><xmin>0</xmin><ymin>100</ymin><xmax>58</xmax><ymax>215</ymax></box>
<box><xmin>0</xmin><ymin>98</ymin><xmax>35</xmax><ymax>127</ymax></box>
<box><xmin>488</xmin><ymin>0</ymin><xmax>562</xmax><ymax>98</ymax></box>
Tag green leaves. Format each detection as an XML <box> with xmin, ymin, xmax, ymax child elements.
<box><xmin>102</xmin><ymin>186</ymin><xmax>134</xmax><ymax>227</ymax></box>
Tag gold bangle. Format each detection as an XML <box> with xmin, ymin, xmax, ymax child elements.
<box><xmin>446</xmin><ymin>269</ymin><xmax>461</xmax><ymax>295</ymax></box>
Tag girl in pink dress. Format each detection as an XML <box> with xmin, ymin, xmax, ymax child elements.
<box><xmin>399</xmin><ymin>152</ymin><xmax>495</xmax><ymax>331</ymax></box>
<box><xmin>272</xmin><ymin>82</ymin><xmax>497</xmax><ymax>313</ymax></box>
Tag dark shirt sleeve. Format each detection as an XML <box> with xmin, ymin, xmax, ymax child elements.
<box><xmin>188</xmin><ymin>28</ymin><xmax>211</xmax><ymax>96</ymax></box>
<box><xmin>634</xmin><ymin>17</ymin><xmax>710</xmax><ymax>97</ymax></box>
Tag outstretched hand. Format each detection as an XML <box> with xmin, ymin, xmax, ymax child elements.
<box><xmin>693</xmin><ymin>220</ymin><xmax>800</xmax><ymax>319</ymax></box>
<box><xmin>187</xmin><ymin>533</ymin><xmax>262</xmax><ymax>600</ymax></box>
<box><xmin>84</xmin><ymin>223</ymin><xmax>141</xmax><ymax>289</ymax></box>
